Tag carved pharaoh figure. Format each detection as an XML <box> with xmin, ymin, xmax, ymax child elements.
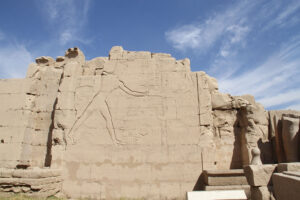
<box><xmin>67</xmin><ymin>58</ymin><xmax>148</xmax><ymax>145</ymax></box>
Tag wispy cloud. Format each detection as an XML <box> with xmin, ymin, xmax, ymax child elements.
<box><xmin>166</xmin><ymin>0</ymin><xmax>300</xmax><ymax>110</ymax></box>
<box><xmin>270</xmin><ymin>0</ymin><xmax>300</xmax><ymax>28</ymax></box>
<box><xmin>38</xmin><ymin>0</ymin><xmax>92</xmax><ymax>45</ymax></box>
<box><xmin>165</xmin><ymin>1</ymin><xmax>254</xmax><ymax>52</ymax></box>
<box><xmin>0</xmin><ymin>43</ymin><xmax>33</xmax><ymax>78</ymax></box>
<box><xmin>219</xmin><ymin>37</ymin><xmax>300</xmax><ymax>109</ymax></box>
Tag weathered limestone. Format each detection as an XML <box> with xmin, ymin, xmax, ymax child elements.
<box><xmin>0</xmin><ymin>46</ymin><xmax>299</xmax><ymax>199</ymax></box>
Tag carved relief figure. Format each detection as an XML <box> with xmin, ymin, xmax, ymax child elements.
<box><xmin>67</xmin><ymin>61</ymin><xmax>148</xmax><ymax>145</ymax></box>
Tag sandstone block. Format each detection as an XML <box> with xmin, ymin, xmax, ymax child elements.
<box><xmin>109</xmin><ymin>46</ymin><xmax>124</xmax><ymax>60</ymax></box>
<box><xmin>244</xmin><ymin>164</ymin><xmax>277</xmax><ymax>186</ymax></box>
<box><xmin>64</xmin><ymin>47</ymin><xmax>85</xmax><ymax>64</ymax></box>
<box><xmin>0</xmin><ymin>93</ymin><xmax>27</xmax><ymax>111</ymax></box>
<box><xmin>203</xmin><ymin>169</ymin><xmax>248</xmax><ymax>186</ymax></box>
<box><xmin>35</xmin><ymin>56</ymin><xmax>55</xmax><ymax>66</ymax></box>
<box><xmin>125</xmin><ymin>51</ymin><xmax>151</xmax><ymax>60</ymax></box>
<box><xmin>251</xmin><ymin>186</ymin><xmax>274</xmax><ymax>200</ymax></box>
<box><xmin>151</xmin><ymin>52</ymin><xmax>172</xmax><ymax>58</ymax></box>
<box><xmin>64</xmin><ymin>62</ymin><xmax>83</xmax><ymax>77</ymax></box>
<box><xmin>0</xmin><ymin>79</ymin><xmax>29</xmax><ymax>94</ymax></box>
<box><xmin>282</xmin><ymin>116</ymin><xmax>300</xmax><ymax>162</ymax></box>
<box><xmin>211</xmin><ymin>92</ymin><xmax>232</xmax><ymax>110</ymax></box>
<box><xmin>0</xmin><ymin>168</ymin><xmax>13</xmax><ymax>178</ymax></box>
<box><xmin>272</xmin><ymin>172</ymin><xmax>300</xmax><ymax>200</ymax></box>
<box><xmin>277</xmin><ymin>162</ymin><xmax>300</xmax><ymax>172</ymax></box>
<box><xmin>26</xmin><ymin>63</ymin><xmax>39</xmax><ymax>78</ymax></box>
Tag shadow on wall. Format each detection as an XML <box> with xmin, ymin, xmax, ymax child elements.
<box><xmin>257</xmin><ymin>138</ymin><xmax>274</xmax><ymax>164</ymax></box>
<box><xmin>193</xmin><ymin>173</ymin><xmax>205</xmax><ymax>191</ymax></box>
<box><xmin>230</xmin><ymin>125</ymin><xmax>243</xmax><ymax>169</ymax></box>
<box><xmin>230</xmin><ymin>110</ymin><xmax>248</xmax><ymax>169</ymax></box>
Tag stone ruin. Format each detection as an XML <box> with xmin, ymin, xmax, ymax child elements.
<box><xmin>0</xmin><ymin>46</ymin><xmax>299</xmax><ymax>199</ymax></box>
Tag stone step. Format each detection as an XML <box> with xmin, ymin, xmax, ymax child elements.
<box><xmin>203</xmin><ymin>169</ymin><xmax>248</xmax><ymax>186</ymax></box>
<box><xmin>204</xmin><ymin>185</ymin><xmax>251</xmax><ymax>199</ymax></box>
<box><xmin>187</xmin><ymin>190</ymin><xmax>247</xmax><ymax>200</ymax></box>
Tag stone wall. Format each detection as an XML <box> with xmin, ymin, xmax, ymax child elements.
<box><xmin>0</xmin><ymin>168</ymin><xmax>62</xmax><ymax>197</ymax></box>
<box><xmin>0</xmin><ymin>46</ymin><xmax>295</xmax><ymax>199</ymax></box>
<box><xmin>0</xmin><ymin>79</ymin><xmax>29</xmax><ymax>168</ymax></box>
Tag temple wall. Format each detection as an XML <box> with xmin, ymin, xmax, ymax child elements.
<box><xmin>0</xmin><ymin>46</ymin><xmax>290</xmax><ymax>199</ymax></box>
<box><xmin>0</xmin><ymin>79</ymin><xmax>29</xmax><ymax>168</ymax></box>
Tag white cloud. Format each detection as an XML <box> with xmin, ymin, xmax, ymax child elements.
<box><xmin>165</xmin><ymin>25</ymin><xmax>201</xmax><ymax>50</ymax></box>
<box><xmin>165</xmin><ymin>0</ymin><xmax>300</xmax><ymax>110</ymax></box>
<box><xmin>226</xmin><ymin>25</ymin><xmax>249</xmax><ymax>44</ymax></box>
<box><xmin>273</xmin><ymin>0</ymin><xmax>300</xmax><ymax>27</ymax></box>
<box><xmin>165</xmin><ymin>1</ymin><xmax>254</xmax><ymax>52</ymax></box>
<box><xmin>38</xmin><ymin>0</ymin><xmax>91</xmax><ymax>46</ymax></box>
<box><xmin>258</xmin><ymin>89</ymin><xmax>300</xmax><ymax>108</ymax></box>
<box><xmin>218</xmin><ymin>37</ymin><xmax>300</xmax><ymax>109</ymax></box>
<box><xmin>0</xmin><ymin>44</ymin><xmax>33</xmax><ymax>78</ymax></box>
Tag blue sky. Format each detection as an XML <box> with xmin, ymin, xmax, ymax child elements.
<box><xmin>0</xmin><ymin>0</ymin><xmax>299</xmax><ymax>110</ymax></box>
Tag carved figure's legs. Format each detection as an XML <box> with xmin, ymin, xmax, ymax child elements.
<box><xmin>67</xmin><ymin>109</ymin><xmax>94</xmax><ymax>144</ymax></box>
<box><xmin>67</xmin><ymin>98</ymin><xmax>121</xmax><ymax>145</ymax></box>
<box><xmin>98</xmin><ymin>100</ymin><xmax>121</xmax><ymax>145</ymax></box>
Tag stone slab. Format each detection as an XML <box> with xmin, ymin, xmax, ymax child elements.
<box><xmin>187</xmin><ymin>190</ymin><xmax>247</xmax><ymax>200</ymax></box>
<box><xmin>272</xmin><ymin>172</ymin><xmax>300</xmax><ymax>200</ymax></box>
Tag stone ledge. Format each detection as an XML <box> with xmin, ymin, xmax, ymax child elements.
<box><xmin>203</xmin><ymin>169</ymin><xmax>245</xmax><ymax>176</ymax></box>
<box><xmin>0</xmin><ymin>168</ymin><xmax>61</xmax><ymax>178</ymax></box>
<box><xmin>203</xmin><ymin>169</ymin><xmax>248</xmax><ymax>186</ymax></box>
<box><xmin>277</xmin><ymin>162</ymin><xmax>300</xmax><ymax>173</ymax></box>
